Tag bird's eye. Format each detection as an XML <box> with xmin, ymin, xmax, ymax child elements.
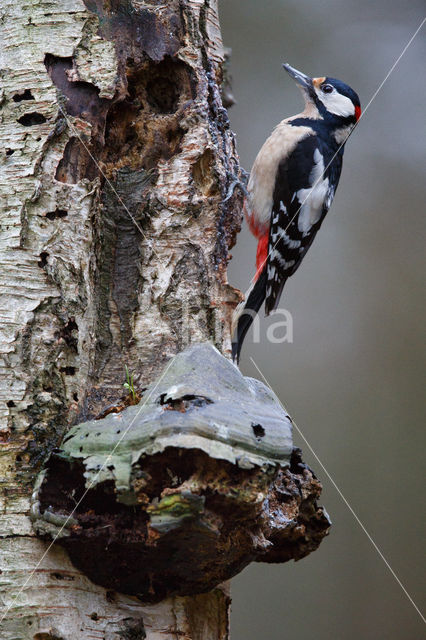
<box><xmin>322</xmin><ymin>84</ymin><xmax>334</xmax><ymax>94</ymax></box>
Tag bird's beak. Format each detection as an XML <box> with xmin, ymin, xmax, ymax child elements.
<box><xmin>282</xmin><ymin>63</ymin><xmax>313</xmax><ymax>95</ymax></box>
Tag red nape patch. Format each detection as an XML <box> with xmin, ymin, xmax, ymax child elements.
<box><xmin>355</xmin><ymin>105</ymin><xmax>361</xmax><ymax>121</ymax></box>
<box><xmin>255</xmin><ymin>235</ymin><xmax>269</xmax><ymax>280</ymax></box>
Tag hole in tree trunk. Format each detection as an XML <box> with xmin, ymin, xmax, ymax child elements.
<box><xmin>13</xmin><ymin>89</ymin><xmax>34</xmax><ymax>102</ymax></box>
<box><xmin>46</xmin><ymin>208</ymin><xmax>68</xmax><ymax>220</ymax></box>
<box><xmin>18</xmin><ymin>112</ymin><xmax>47</xmax><ymax>126</ymax></box>
<box><xmin>252</xmin><ymin>423</ymin><xmax>265</xmax><ymax>439</ymax></box>
<box><xmin>38</xmin><ymin>252</ymin><xmax>49</xmax><ymax>268</ymax></box>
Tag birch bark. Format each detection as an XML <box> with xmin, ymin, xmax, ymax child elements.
<box><xmin>0</xmin><ymin>0</ymin><xmax>241</xmax><ymax>637</ymax></box>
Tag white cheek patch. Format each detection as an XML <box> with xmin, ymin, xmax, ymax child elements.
<box><xmin>317</xmin><ymin>90</ymin><xmax>355</xmax><ymax>118</ymax></box>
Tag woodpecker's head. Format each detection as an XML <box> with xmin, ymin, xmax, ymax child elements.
<box><xmin>283</xmin><ymin>63</ymin><xmax>361</xmax><ymax>127</ymax></box>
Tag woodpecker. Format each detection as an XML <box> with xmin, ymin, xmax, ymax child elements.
<box><xmin>232</xmin><ymin>63</ymin><xmax>361</xmax><ymax>362</ymax></box>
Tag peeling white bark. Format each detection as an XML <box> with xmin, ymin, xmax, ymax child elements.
<box><xmin>2</xmin><ymin>534</ymin><xmax>229</xmax><ymax>639</ymax></box>
<box><xmin>0</xmin><ymin>0</ymin><xmax>241</xmax><ymax>637</ymax></box>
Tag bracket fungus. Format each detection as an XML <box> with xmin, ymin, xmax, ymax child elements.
<box><xmin>31</xmin><ymin>343</ymin><xmax>330</xmax><ymax>602</ymax></box>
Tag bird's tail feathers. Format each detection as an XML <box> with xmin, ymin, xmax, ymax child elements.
<box><xmin>231</xmin><ymin>268</ymin><xmax>267</xmax><ymax>363</ymax></box>
<box><xmin>264</xmin><ymin>276</ymin><xmax>287</xmax><ymax>315</ymax></box>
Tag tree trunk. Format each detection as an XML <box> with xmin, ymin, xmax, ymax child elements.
<box><xmin>0</xmin><ymin>0</ymin><xmax>242</xmax><ymax>637</ymax></box>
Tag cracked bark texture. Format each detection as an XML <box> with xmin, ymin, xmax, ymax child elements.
<box><xmin>0</xmin><ymin>0</ymin><xmax>242</xmax><ymax>638</ymax></box>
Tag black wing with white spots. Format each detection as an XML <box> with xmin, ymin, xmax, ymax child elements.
<box><xmin>265</xmin><ymin>133</ymin><xmax>342</xmax><ymax>314</ymax></box>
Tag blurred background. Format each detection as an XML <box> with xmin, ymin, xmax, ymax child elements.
<box><xmin>219</xmin><ymin>1</ymin><xmax>426</xmax><ymax>638</ymax></box>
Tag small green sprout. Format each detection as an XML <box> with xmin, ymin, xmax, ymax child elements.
<box><xmin>123</xmin><ymin>365</ymin><xmax>137</xmax><ymax>403</ymax></box>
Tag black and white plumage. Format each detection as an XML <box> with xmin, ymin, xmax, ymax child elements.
<box><xmin>232</xmin><ymin>63</ymin><xmax>361</xmax><ymax>362</ymax></box>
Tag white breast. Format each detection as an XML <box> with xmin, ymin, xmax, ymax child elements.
<box><xmin>296</xmin><ymin>149</ymin><xmax>329</xmax><ymax>234</ymax></box>
<box><xmin>247</xmin><ymin>120</ymin><xmax>315</xmax><ymax>233</ymax></box>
